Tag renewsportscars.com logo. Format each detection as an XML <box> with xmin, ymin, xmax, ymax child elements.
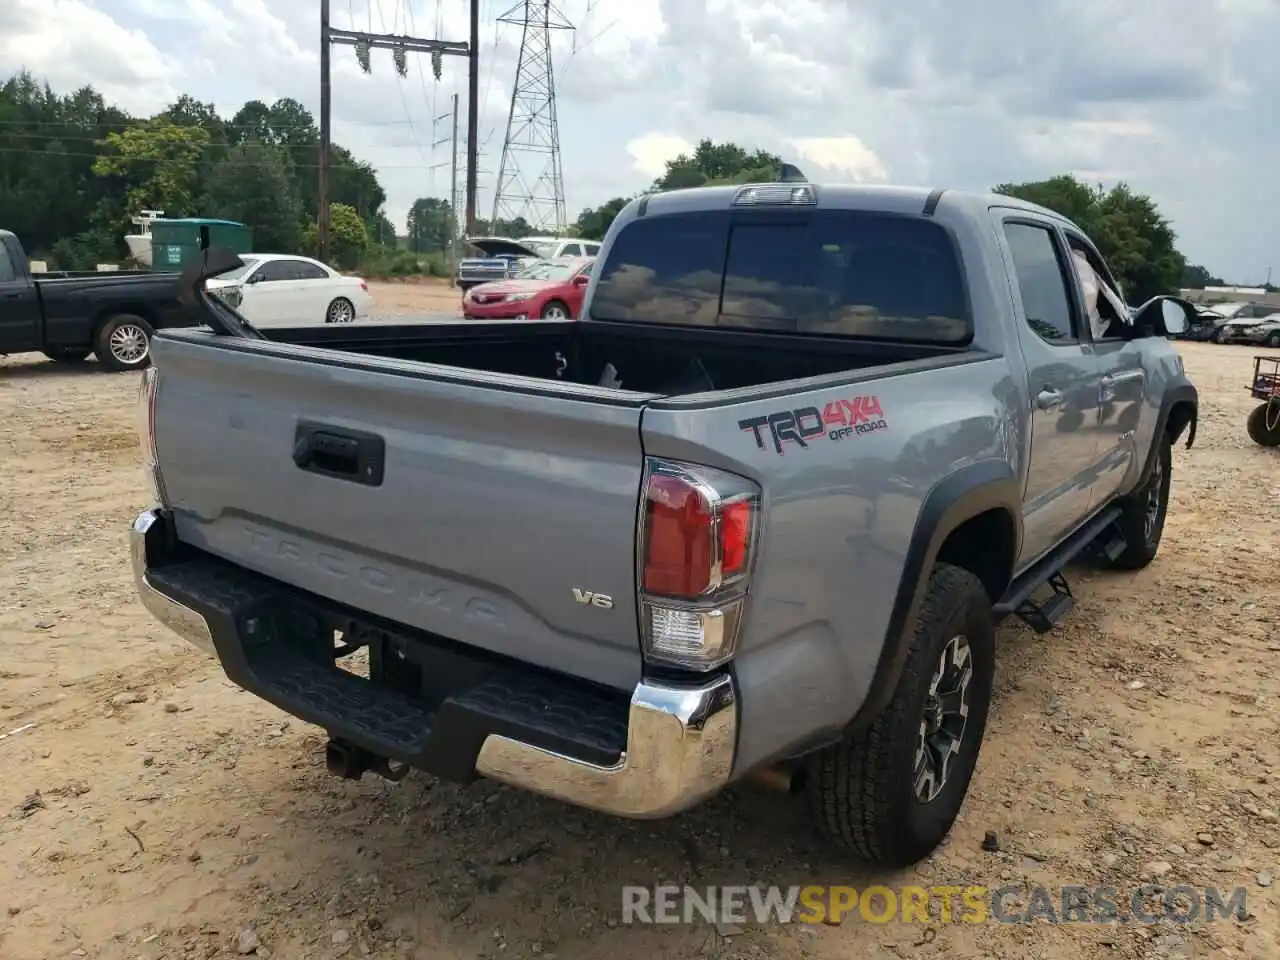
<box><xmin>621</xmin><ymin>883</ymin><xmax>1251</xmax><ymax>926</ymax></box>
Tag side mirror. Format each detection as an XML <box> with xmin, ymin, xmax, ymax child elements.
<box><xmin>1132</xmin><ymin>295</ymin><xmax>1194</xmax><ymax>338</ymax></box>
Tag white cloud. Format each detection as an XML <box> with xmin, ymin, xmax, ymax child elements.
<box><xmin>625</xmin><ymin>133</ymin><xmax>695</xmax><ymax>179</ymax></box>
<box><xmin>785</xmin><ymin>136</ymin><xmax>887</xmax><ymax>182</ymax></box>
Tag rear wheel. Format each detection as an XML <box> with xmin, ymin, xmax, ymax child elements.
<box><xmin>94</xmin><ymin>314</ymin><xmax>154</xmax><ymax>372</ymax></box>
<box><xmin>1247</xmin><ymin>402</ymin><xmax>1280</xmax><ymax>447</ymax></box>
<box><xmin>1266</xmin><ymin>331</ymin><xmax>1280</xmax><ymax>348</ymax></box>
<box><xmin>326</xmin><ymin>297</ymin><xmax>355</xmax><ymax>324</ymax></box>
<box><xmin>540</xmin><ymin>299</ymin><xmax>570</xmax><ymax>320</ymax></box>
<box><xmin>806</xmin><ymin>564</ymin><xmax>995</xmax><ymax>867</ymax></box>
<box><xmin>1212</xmin><ymin>327</ymin><xmax>1226</xmax><ymax>344</ymax></box>
<box><xmin>42</xmin><ymin>346</ymin><xmax>90</xmax><ymax>363</ymax></box>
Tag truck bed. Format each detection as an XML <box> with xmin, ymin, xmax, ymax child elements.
<box><xmin>253</xmin><ymin>318</ymin><xmax>961</xmax><ymax>396</ymax></box>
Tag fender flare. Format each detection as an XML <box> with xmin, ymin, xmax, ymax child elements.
<box><xmin>1132</xmin><ymin>382</ymin><xmax>1198</xmax><ymax>493</ymax></box>
<box><xmin>847</xmin><ymin>460</ymin><xmax>1022</xmax><ymax>732</ymax></box>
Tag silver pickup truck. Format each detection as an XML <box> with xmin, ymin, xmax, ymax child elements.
<box><xmin>130</xmin><ymin>178</ymin><xmax>1198</xmax><ymax>867</ymax></box>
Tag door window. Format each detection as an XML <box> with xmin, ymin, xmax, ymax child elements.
<box><xmin>583</xmin><ymin>243</ymin><xmax>601</xmax><ymax>255</ymax></box>
<box><xmin>1002</xmin><ymin>222</ymin><xmax>1077</xmax><ymax>344</ymax></box>
<box><xmin>0</xmin><ymin>242</ymin><xmax>15</xmax><ymax>282</ymax></box>
<box><xmin>252</xmin><ymin>260</ymin><xmax>294</xmax><ymax>283</ymax></box>
<box><xmin>1065</xmin><ymin>235</ymin><xmax>1127</xmax><ymax>340</ymax></box>
<box><xmin>560</xmin><ymin>243</ymin><xmax>583</xmax><ymax>257</ymax></box>
<box><xmin>291</xmin><ymin>261</ymin><xmax>329</xmax><ymax>280</ymax></box>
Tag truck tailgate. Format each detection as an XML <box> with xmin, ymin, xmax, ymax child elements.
<box><xmin>150</xmin><ymin>335</ymin><xmax>649</xmax><ymax>691</ymax></box>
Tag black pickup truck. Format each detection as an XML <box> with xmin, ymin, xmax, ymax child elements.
<box><xmin>0</xmin><ymin>229</ymin><xmax>195</xmax><ymax>371</ymax></box>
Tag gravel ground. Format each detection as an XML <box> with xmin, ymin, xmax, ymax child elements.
<box><xmin>0</xmin><ymin>338</ymin><xmax>1277</xmax><ymax>960</ymax></box>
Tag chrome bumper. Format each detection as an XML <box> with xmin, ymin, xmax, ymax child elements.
<box><xmin>129</xmin><ymin>508</ymin><xmax>737</xmax><ymax>819</ymax></box>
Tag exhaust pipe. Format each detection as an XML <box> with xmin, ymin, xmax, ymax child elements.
<box><xmin>746</xmin><ymin>764</ymin><xmax>799</xmax><ymax>793</ymax></box>
<box><xmin>325</xmin><ymin>739</ymin><xmax>409</xmax><ymax>783</ymax></box>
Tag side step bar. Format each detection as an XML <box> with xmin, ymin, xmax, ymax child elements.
<box><xmin>994</xmin><ymin>505</ymin><xmax>1123</xmax><ymax>633</ymax></box>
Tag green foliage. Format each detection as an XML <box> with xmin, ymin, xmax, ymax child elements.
<box><xmin>1181</xmin><ymin>263</ymin><xmax>1224</xmax><ymax>288</ymax></box>
<box><xmin>651</xmin><ymin>139</ymin><xmax>784</xmax><ymax>191</ymax></box>
<box><xmin>572</xmin><ymin>196</ymin><xmax>630</xmax><ymax>241</ymax></box>
<box><xmin>0</xmin><ymin>71</ymin><xmax>395</xmax><ymax>269</ymax></box>
<box><xmin>406</xmin><ymin>197</ymin><xmax>456</xmax><ymax>253</ymax></box>
<box><xmin>994</xmin><ymin>175</ymin><xmax>1187</xmax><ymax>302</ymax></box>
<box><xmin>302</xmin><ymin>202</ymin><xmax>368</xmax><ymax>270</ymax></box>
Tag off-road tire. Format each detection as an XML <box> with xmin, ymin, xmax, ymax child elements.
<box><xmin>1247</xmin><ymin>402</ymin><xmax>1280</xmax><ymax>447</ymax></box>
<box><xmin>1105</xmin><ymin>432</ymin><xmax>1172</xmax><ymax>570</ymax></box>
<box><xmin>94</xmin><ymin>314</ymin><xmax>154</xmax><ymax>372</ymax></box>
<box><xmin>42</xmin><ymin>346</ymin><xmax>90</xmax><ymax>363</ymax></box>
<box><xmin>806</xmin><ymin>563</ymin><xmax>995</xmax><ymax>867</ymax></box>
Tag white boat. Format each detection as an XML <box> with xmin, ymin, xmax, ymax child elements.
<box><xmin>123</xmin><ymin>210</ymin><xmax>165</xmax><ymax>267</ymax></box>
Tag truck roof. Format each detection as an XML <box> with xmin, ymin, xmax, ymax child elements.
<box><xmin>629</xmin><ymin>182</ymin><xmax>1081</xmax><ymax>231</ymax></box>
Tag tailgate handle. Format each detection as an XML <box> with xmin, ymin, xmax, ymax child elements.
<box><xmin>293</xmin><ymin>421</ymin><xmax>385</xmax><ymax>487</ymax></box>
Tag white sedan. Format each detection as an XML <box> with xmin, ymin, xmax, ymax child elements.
<box><xmin>205</xmin><ymin>253</ymin><xmax>372</xmax><ymax>327</ymax></box>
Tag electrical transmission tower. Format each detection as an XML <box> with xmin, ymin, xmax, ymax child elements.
<box><xmin>491</xmin><ymin>0</ymin><xmax>573</xmax><ymax>233</ymax></box>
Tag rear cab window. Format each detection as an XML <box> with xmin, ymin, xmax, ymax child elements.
<box><xmin>588</xmin><ymin>209</ymin><xmax>972</xmax><ymax>343</ymax></box>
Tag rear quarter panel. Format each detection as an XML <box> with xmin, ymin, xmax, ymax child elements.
<box><xmin>642</xmin><ymin>356</ymin><xmax>1023</xmax><ymax>772</ymax></box>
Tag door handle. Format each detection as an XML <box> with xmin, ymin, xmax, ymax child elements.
<box><xmin>1035</xmin><ymin>388</ymin><xmax>1065</xmax><ymax>411</ymax></box>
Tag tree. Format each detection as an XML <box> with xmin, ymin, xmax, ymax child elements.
<box><xmin>994</xmin><ymin>175</ymin><xmax>1187</xmax><ymax>302</ymax></box>
<box><xmin>653</xmin><ymin>139</ymin><xmax>783</xmax><ymax>191</ymax></box>
<box><xmin>304</xmin><ymin>202</ymin><xmax>367</xmax><ymax>269</ymax></box>
<box><xmin>572</xmin><ymin>197</ymin><xmax>630</xmax><ymax>240</ymax></box>
<box><xmin>201</xmin><ymin>140</ymin><xmax>303</xmax><ymax>252</ymax></box>
<box><xmin>0</xmin><ymin>72</ymin><xmax>400</xmax><ymax>270</ymax></box>
<box><xmin>92</xmin><ymin>120</ymin><xmax>212</xmax><ymax>218</ymax></box>
<box><xmin>406</xmin><ymin>197</ymin><xmax>455</xmax><ymax>253</ymax></box>
<box><xmin>1182</xmin><ymin>263</ymin><xmax>1224</xmax><ymax>288</ymax></box>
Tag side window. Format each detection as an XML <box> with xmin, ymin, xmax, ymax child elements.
<box><xmin>583</xmin><ymin>243</ymin><xmax>601</xmax><ymax>256</ymax></box>
<box><xmin>254</xmin><ymin>261</ymin><xmax>291</xmax><ymax>282</ymax></box>
<box><xmin>1003</xmin><ymin>222</ymin><xmax>1077</xmax><ymax>344</ymax></box>
<box><xmin>0</xmin><ymin>241</ymin><xmax>15</xmax><ymax>282</ymax></box>
<box><xmin>292</xmin><ymin>261</ymin><xmax>328</xmax><ymax>280</ymax></box>
<box><xmin>560</xmin><ymin>243</ymin><xmax>582</xmax><ymax>257</ymax></box>
<box><xmin>1066</xmin><ymin>234</ymin><xmax>1127</xmax><ymax>339</ymax></box>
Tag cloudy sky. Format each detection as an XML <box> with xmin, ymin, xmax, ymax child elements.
<box><xmin>2</xmin><ymin>0</ymin><xmax>1277</xmax><ymax>281</ymax></box>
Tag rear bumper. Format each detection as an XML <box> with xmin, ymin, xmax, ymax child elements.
<box><xmin>129</xmin><ymin>508</ymin><xmax>736</xmax><ymax>818</ymax></box>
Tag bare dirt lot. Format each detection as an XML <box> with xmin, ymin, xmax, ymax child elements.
<box><xmin>1</xmin><ymin>341</ymin><xmax>1277</xmax><ymax>960</ymax></box>
<box><xmin>365</xmin><ymin>279</ymin><xmax>463</xmax><ymax>319</ymax></box>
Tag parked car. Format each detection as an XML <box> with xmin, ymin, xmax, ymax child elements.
<box><xmin>204</xmin><ymin>254</ymin><xmax>371</xmax><ymax>327</ymax></box>
<box><xmin>456</xmin><ymin>236</ymin><xmax>601</xmax><ymax>290</ymax></box>
<box><xmin>1207</xmin><ymin>301</ymin><xmax>1276</xmax><ymax>343</ymax></box>
<box><xmin>130</xmin><ymin>178</ymin><xmax>1197</xmax><ymax>869</ymax></box>
<box><xmin>463</xmin><ymin>257</ymin><xmax>594</xmax><ymax>320</ymax></box>
<box><xmin>1217</xmin><ymin>311</ymin><xmax>1280</xmax><ymax>346</ymax></box>
<box><xmin>0</xmin><ymin>228</ymin><xmax>196</xmax><ymax>371</ymax></box>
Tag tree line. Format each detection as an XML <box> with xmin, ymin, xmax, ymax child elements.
<box><xmin>0</xmin><ymin>71</ymin><xmax>392</xmax><ymax>270</ymax></box>
<box><xmin>0</xmin><ymin>73</ymin><xmax>1233</xmax><ymax>294</ymax></box>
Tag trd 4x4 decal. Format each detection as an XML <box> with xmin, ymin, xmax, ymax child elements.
<box><xmin>739</xmin><ymin>396</ymin><xmax>887</xmax><ymax>455</ymax></box>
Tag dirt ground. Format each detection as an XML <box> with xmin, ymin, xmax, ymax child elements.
<box><xmin>365</xmin><ymin>279</ymin><xmax>463</xmax><ymax>319</ymax></box>
<box><xmin>1</xmin><ymin>340</ymin><xmax>1277</xmax><ymax>960</ymax></box>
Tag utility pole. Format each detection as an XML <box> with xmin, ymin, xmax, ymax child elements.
<box><xmin>318</xmin><ymin>1</ymin><xmax>472</xmax><ymax>262</ymax></box>
<box><xmin>319</xmin><ymin>0</ymin><xmax>332</xmax><ymax>261</ymax></box>
<box><xmin>466</xmin><ymin>0</ymin><xmax>480</xmax><ymax>237</ymax></box>
<box><xmin>450</xmin><ymin>93</ymin><xmax>460</xmax><ymax>259</ymax></box>
<box><xmin>431</xmin><ymin>94</ymin><xmax>461</xmax><ymax>262</ymax></box>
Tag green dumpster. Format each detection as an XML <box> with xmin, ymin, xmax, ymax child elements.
<box><xmin>149</xmin><ymin>218</ymin><xmax>253</xmax><ymax>271</ymax></box>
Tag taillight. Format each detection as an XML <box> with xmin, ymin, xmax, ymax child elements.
<box><xmin>359</xmin><ymin>280</ymin><xmax>368</xmax><ymax>292</ymax></box>
<box><xmin>136</xmin><ymin>366</ymin><xmax>168</xmax><ymax>505</ymax></box>
<box><xmin>638</xmin><ymin>458</ymin><xmax>760</xmax><ymax>671</ymax></box>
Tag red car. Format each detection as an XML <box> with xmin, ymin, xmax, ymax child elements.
<box><xmin>462</xmin><ymin>257</ymin><xmax>594</xmax><ymax>320</ymax></box>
